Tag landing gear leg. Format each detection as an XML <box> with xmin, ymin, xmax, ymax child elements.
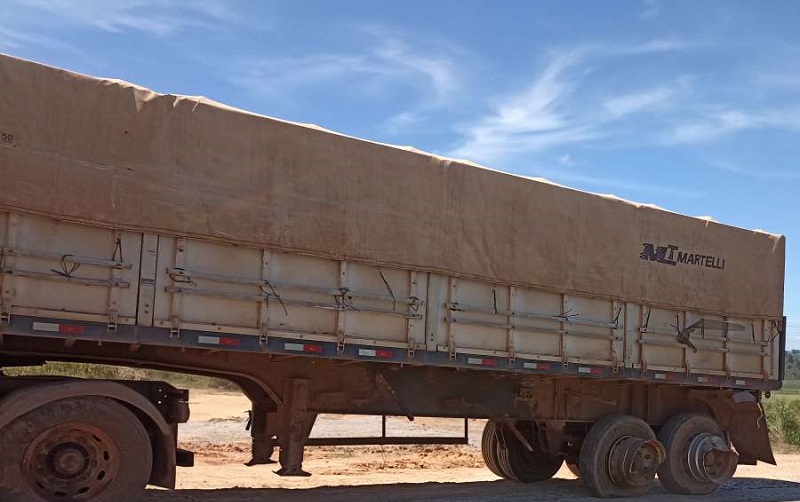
<box><xmin>245</xmin><ymin>404</ymin><xmax>278</xmax><ymax>466</ymax></box>
<box><xmin>275</xmin><ymin>379</ymin><xmax>317</xmax><ymax>477</ymax></box>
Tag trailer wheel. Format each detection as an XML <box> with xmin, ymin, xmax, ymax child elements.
<box><xmin>657</xmin><ymin>413</ymin><xmax>738</xmax><ymax>495</ymax></box>
<box><xmin>0</xmin><ymin>396</ymin><xmax>153</xmax><ymax>502</ymax></box>
<box><xmin>481</xmin><ymin>420</ymin><xmax>506</xmax><ymax>478</ymax></box>
<box><xmin>579</xmin><ymin>415</ymin><xmax>665</xmax><ymax>498</ymax></box>
<box><xmin>495</xmin><ymin>421</ymin><xmax>563</xmax><ymax>483</ymax></box>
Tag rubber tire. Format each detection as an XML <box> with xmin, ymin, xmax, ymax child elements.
<box><xmin>579</xmin><ymin>415</ymin><xmax>658</xmax><ymax>498</ymax></box>
<box><xmin>481</xmin><ymin>421</ymin><xmax>506</xmax><ymax>477</ymax></box>
<box><xmin>657</xmin><ymin>413</ymin><xmax>732</xmax><ymax>495</ymax></box>
<box><xmin>0</xmin><ymin>396</ymin><xmax>153</xmax><ymax>502</ymax></box>
<box><xmin>495</xmin><ymin>421</ymin><xmax>563</xmax><ymax>483</ymax></box>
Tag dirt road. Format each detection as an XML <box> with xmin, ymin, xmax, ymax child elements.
<box><xmin>142</xmin><ymin>390</ymin><xmax>800</xmax><ymax>502</ymax></box>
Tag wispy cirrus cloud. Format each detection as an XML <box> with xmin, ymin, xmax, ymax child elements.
<box><xmin>603</xmin><ymin>87</ymin><xmax>675</xmax><ymax>117</ymax></box>
<box><xmin>664</xmin><ymin>107</ymin><xmax>800</xmax><ymax>145</ymax></box>
<box><xmin>231</xmin><ymin>42</ymin><xmax>456</xmax><ymax>99</ymax></box>
<box><xmin>229</xmin><ymin>31</ymin><xmax>460</xmax><ymax>134</ymax></box>
<box><xmin>664</xmin><ymin>110</ymin><xmax>753</xmax><ymax>144</ymax></box>
<box><xmin>6</xmin><ymin>0</ymin><xmax>243</xmax><ymax>37</ymax></box>
<box><xmin>449</xmin><ymin>39</ymin><xmax>691</xmax><ymax>163</ymax></box>
<box><xmin>702</xmin><ymin>157</ymin><xmax>800</xmax><ymax>181</ymax></box>
<box><xmin>0</xmin><ymin>26</ymin><xmax>76</xmax><ymax>51</ymax></box>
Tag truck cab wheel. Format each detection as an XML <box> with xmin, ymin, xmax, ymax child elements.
<box><xmin>0</xmin><ymin>396</ymin><xmax>153</xmax><ymax>502</ymax></box>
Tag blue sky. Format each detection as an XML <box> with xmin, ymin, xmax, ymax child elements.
<box><xmin>2</xmin><ymin>0</ymin><xmax>799</xmax><ymax>347</ymax></box>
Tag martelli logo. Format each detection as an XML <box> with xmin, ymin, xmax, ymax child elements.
<box><xmin>640</xmin><ymin>243</ymin><xmax>726</xmax><ymax>270</ymax></box>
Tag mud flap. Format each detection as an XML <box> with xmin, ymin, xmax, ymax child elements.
<box><xmin>704</xmin><ymin>390</ymin><xmax>775</xmax><ymax>465</ymax></box>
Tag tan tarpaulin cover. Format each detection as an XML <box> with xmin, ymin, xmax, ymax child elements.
<box><xmin>0</xmin><ymin>54</ymin><xmax>785</xmax><ymax>317</ymax></box>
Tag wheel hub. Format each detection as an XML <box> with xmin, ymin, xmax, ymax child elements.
<box><xmin>22</xmin><ymin>423</ymin><xmax>120</xmax><ymax>501</ymax></box>
<box><xmin>687</xmin><ymin>432</ymin><xmax>738</xmax><ymax>484</ymax></box>
<box><xmin>607</xmin><ymin>436</ymin><xmax>666</xmax><ymax>488</ymax></box>
<box><xmin>49</xmin><ymin>442</ymin><xmax>90</xmax><ymax>478</ymax></box>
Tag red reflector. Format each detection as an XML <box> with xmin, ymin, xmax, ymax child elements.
<box><xmin>482</xmin><ymin>358</ymin><xmax>497</xmax><ymax>367</ymax></box>
<box><xmin>375</xmin><ymin>349</ymin><xmax>393</xmax><ymax>359</ymax></box>
<box><xmin>219</xmin><ymin>337</ymin><xmax>240</xmax><ymax>347</ymax></box>
<box><xmin>538</xmin><ymin>363</ymin><xmax>551</xmax><ymax>370</ymax></box>
<box><xmin>303</xmin><ymin>344</ymin><xmax>323</xmax><ymax>354</ymax></box>
<box><xmin>59</xmin><ymin>324</ymin><xmax>85</xmax><ymax>335</ymax></box>
<box><xmin>591</xmin><ymin>367</ymin><xmax>603</xmax><ymax>375</ymax></box>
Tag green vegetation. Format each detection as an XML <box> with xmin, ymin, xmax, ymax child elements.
<box><xmin>784</xmin><ymin>350</ymin><xmax>800</xmax><ymax>380</ymax></box>
<box><xmin>2</xmin><ymin>362</ymin><xmax>239</xmax><ymax>391</ymax></box>
<box><xmin>764</xmin><ymin>397</ymin><xmax>800</xmax><ymax>449</ymax></box>
<box><xmin>762</xmin><ymin>353</ymin><xmax>800</xmax><ymax>449</ymax></box>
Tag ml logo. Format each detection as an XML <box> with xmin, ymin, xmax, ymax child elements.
<box><xmin>640</xmin><ymin>243</ymin><xmax>726</xmax><ymax>270</ymax></box>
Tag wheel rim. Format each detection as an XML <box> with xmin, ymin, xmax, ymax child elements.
<box><xmin>607</xmin><ymin>435</ymin><xmax>666</xmax><ymax>488</ymax></box>
<box><xmin>686</xmin><ymin>432</ymin><xmax>738</xmax><ymax>484</ymax></box>
<box><xmin>22</xmin><ymin>422</ymin><xmax>121</xmax><ymax>500</ymax></box>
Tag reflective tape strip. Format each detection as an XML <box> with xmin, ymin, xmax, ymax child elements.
<box><xmin>197</xmin><ymin>335</ymin><xmax>240</xmax><ymax>347</ymax></box>
<box><xmin>358</xmin><ymin>348</ymin><xmax>393</xmax><ymax>358</ymax></box>
<box><xmin>32</xmin><ymin>322</ymin><xmax>85</xmax><ymax>335</ymax></box>
<box><xmin>284</xmin><ymin>342</ymin><xmax>322</xmax><ymax>353</ymax></box>
<box><xmin>467</xmin><ymin>357</ymin><xmax>497</xmax><ymax>367</ymax></box>
<box><xmin>32</xmin><ymin>322</ymin><xmax>59</xmax><ymax>332</ymax></box>
<box><xmin>523</xmin><ymin>362</ymin><xmax>552</xmax><ymax>370</ymax></box>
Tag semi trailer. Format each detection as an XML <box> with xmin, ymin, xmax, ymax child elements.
<box><xmin>0</xmin><ymin>54</ymin><xmax>787</xmax><ymax>500</ymax></box>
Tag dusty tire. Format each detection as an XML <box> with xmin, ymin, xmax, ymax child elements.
<box><xmin>657</xmin><ymin>413</ymin><xmax>736</xmax><ymax>495</ymax></box>
<box><xmin>481</xmin><ymin>421</ymin><xmax>506</xmax><ymax>478</ymax></box>
<box><xmin>0</xmin><ymin>396</ymin><xmax>153</xmax><ymax>502</ymax></box>
<box><xmin>482</xmin><ymin>421</ymin><xmax>520</xmax><ymax>480</ymax></box>
<box><xmin>579</xmin><ymin>415</ymin><xmax>661</xmax><ymax>498</ymax></box>
<box><xmin>497</xmin><ymin>421</ymin><xmax>563</xmax><ymax>482</ymax></box>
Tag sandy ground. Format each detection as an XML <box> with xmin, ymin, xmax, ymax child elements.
<box><xmin>142</xmin><ymin>390</ymin><xmax>800</xmax><ymax>502</ymax></box>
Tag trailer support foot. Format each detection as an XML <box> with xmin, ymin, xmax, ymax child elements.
<box><xmin>275</xmin><ymin>379</ymin><xmax>316</xmax><ymax>477</ymax></box>
<box><xmin>245</xmin><ymin>405</ymin><xmax>277</xmax><ymax>466</ymax></box>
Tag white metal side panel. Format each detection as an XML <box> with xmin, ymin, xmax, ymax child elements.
<box><xmin>267</xmin><ymin>251</ymin><xmax>340</xmax><ymax>339</ymax></box>
<box><xmin>339</xmin><ymin>262</ymin><xmax>426</xmax><ymax>349</ymax></box>
<box><xmin>0</xmin><ymin>209</ymin><xmax>782</xmax><ymax>382</ymax></box>
<box><xmin>152</xmin><ymin>235</ymin><xmax>426</xmax><ymax>350</ymax></box>
<box><xmin>639</xmin><ymin>306</ymin><xmax>687</xmax><ymax>372</ymax></box>
<box><xmin>446</xmin><ymin>278</ymin><xmax>509</xmax><ymax>355</ymax></box>
<box><xmin>561</xmin><ymin>295</ymin><xmax>620</xmax><ymax>366</ymax></box>
<box><xmin>634</xmin><ymin>305</ymin><xmax>779</xmax><ymax>379</ymax></box>
<box><xmin>443</xmin><ymin>278</ymin><xmax>620</xmax><ymax>366</ymax></box>
<box><xmin>0</xmin><ymin>212</ymin><xmax>140</xmax><ymax>325</ymax></box>
<box><xmin>153</xmin><ymin>236</ymin><xmax>264</xmax><ymax>334</ymax></box>
<box><xmin>511</xmin><ymin>288</ymin><xmax>562</xmax><ymax>359</ymax></box>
